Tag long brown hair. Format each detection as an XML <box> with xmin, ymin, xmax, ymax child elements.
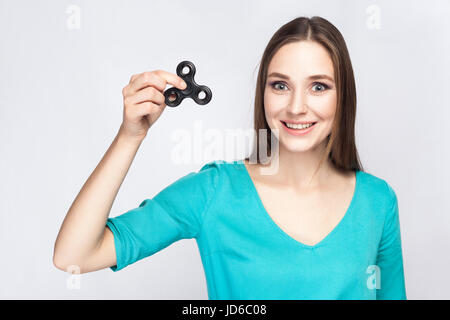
<box><xmin>245</xmin><ymin>16</ymin><xmax>364</xmax><ymax>174</ymax></box>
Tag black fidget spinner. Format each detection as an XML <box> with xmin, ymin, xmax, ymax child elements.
<box><xmin>163</xmin><ymin>60</ymin><xmax>212</xmax><ymax>107</ymax></box>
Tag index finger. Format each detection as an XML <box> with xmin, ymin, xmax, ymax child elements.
<box><xmin>128</xmin><ymin>70</ymin><xmax>186</xmax><ymax>95</ymax></box>
<box><xmin>154</xmin><ymin>69</ymin><xmax>187</xmax><ymax>90</ymax></box>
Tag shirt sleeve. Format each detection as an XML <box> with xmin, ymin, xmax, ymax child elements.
<box><xmin>376</xmin><ymin>181</ymin><xmax>407</xmax><ymax>299</ymax></box>
<box><xmin>105</xmin><ymin>160</ymin><xmax>220</xmax><ymax>272</ymax></box>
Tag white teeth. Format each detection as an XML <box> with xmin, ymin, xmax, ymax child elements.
<box><xmin>285</xmin><ymin>122</ymin><xmax>314</xmax><ymax>129</ymax></box>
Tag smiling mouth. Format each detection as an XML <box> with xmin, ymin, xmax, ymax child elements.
<box><xmin>280</xmin><ymin>121</ymin><xmax>317</xmax><ymax>128</ymax></box>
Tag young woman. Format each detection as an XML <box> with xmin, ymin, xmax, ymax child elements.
<box><xmin>53</xmin><ymin>16</ymin><xmax>406</xmax><ymax>300</ymax></box>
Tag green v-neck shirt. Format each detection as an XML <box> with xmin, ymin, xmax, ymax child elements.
<box><xmin>106</xmin><ymin>160</ymin><xmax>407</xmax><ymax>300</ymax></box>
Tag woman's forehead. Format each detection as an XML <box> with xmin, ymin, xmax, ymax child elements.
<box><xmin>268</xmin><ymin>41</ymin><xmax>334</xmax><ymax>79</ymax></box>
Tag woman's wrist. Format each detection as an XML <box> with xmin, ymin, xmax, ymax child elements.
<box><xmin>116</xmin><ymin>125</ymin><xmax>146</xmax><ymax>146</ymax></box>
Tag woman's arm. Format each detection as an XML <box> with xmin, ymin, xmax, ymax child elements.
<box><xmin>53</xmin><ymin>70</ymin><xmax>188</xmax><ymax>274</ymax></box>
<box><xmin>53</xmin><ymin>127</ymin><xmax>143</xmax><ymax>273</ymax></box>
<box><xmin>376</xmin><ymin>182</ymin><xmax>407</xmax><ymax>299</ymax></box>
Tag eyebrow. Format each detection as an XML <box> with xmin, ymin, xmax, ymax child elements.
<box><xmin>267</xmin><ymin>72</ymin><xmax>334</xmax><ymax>82</ymax></box>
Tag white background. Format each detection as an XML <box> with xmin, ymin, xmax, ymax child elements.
<box><xmin>0</xmin><ymin>0</ymin><xmax>449</xmax><ymax>299</ymax></box>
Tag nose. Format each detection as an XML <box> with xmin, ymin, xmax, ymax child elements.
<box><xmin>286</xmin><ymin>89</ymin><xmax>308</xmax><ymax>114</ymax></box>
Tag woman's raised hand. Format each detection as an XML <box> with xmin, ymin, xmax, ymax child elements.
<box><xmin>119</xmin><ymin>70</ymin><xmax>187</xmax><ymax>141</ymax></box>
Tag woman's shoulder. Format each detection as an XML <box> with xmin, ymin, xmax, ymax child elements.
<box><xmin>199</xmin><ymin>159</ymin><xmax>246</xmax><ymax>175</ymax></box>
<box><xmin>152</xmin><ymin>160</ymin><xmax>229</xmax><ymax>209</ymax></box>
<box><xmin>356</xmin><ymin>169</ymin><xmax>398</xmax><ymax>206</ymax></box>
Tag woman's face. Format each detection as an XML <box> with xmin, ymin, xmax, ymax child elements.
<box><xmin>264</xmin><ymin>40</ymin><xmax>337</xmax><ymax>154</ymax></box>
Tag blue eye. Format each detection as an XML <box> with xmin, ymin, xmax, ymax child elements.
<box><xmin>312</xmin><ymin>82</ymin><xmax>329</xmax><ymax>92</ymax></box>
<box><xmin>269</xmin><ymin>81</ymin><xmax>330</xmax><ymax>93</ymax></box>
<box><xmin>269</xmin><ymin>81</ymin><xmax>288</xmax><ymax>91</ymax></box>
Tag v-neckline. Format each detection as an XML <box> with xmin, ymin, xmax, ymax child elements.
<box><xmin>237</xmin><ymin>160</ymin><xmax>360</xmax><ymax>250</ymax></box>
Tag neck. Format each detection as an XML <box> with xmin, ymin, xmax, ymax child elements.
<box><xmin>261</xmin><ymin>140</ymin><xmax>337</xmax><ymax>190</ymax></box>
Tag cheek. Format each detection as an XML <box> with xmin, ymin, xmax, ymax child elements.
<box><xmin>309</xmin><ymin>93</ymin><xmax>337</xmax><ymax>119</ymax></box>
<box><xmin>263</xmin><ymin>90</ymin><xmax>285</xmax><ymax>126</ymax></box>
<box><xmin>264</xmin><ymin>91</ymin><xmax>284</xmax><ymax>113</ymax></box>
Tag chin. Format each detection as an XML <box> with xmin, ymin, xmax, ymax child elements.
<box><xmin>279</xmin><ymin>140</ymin><xmax>315</xmax><ymax>153</ymax></box>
